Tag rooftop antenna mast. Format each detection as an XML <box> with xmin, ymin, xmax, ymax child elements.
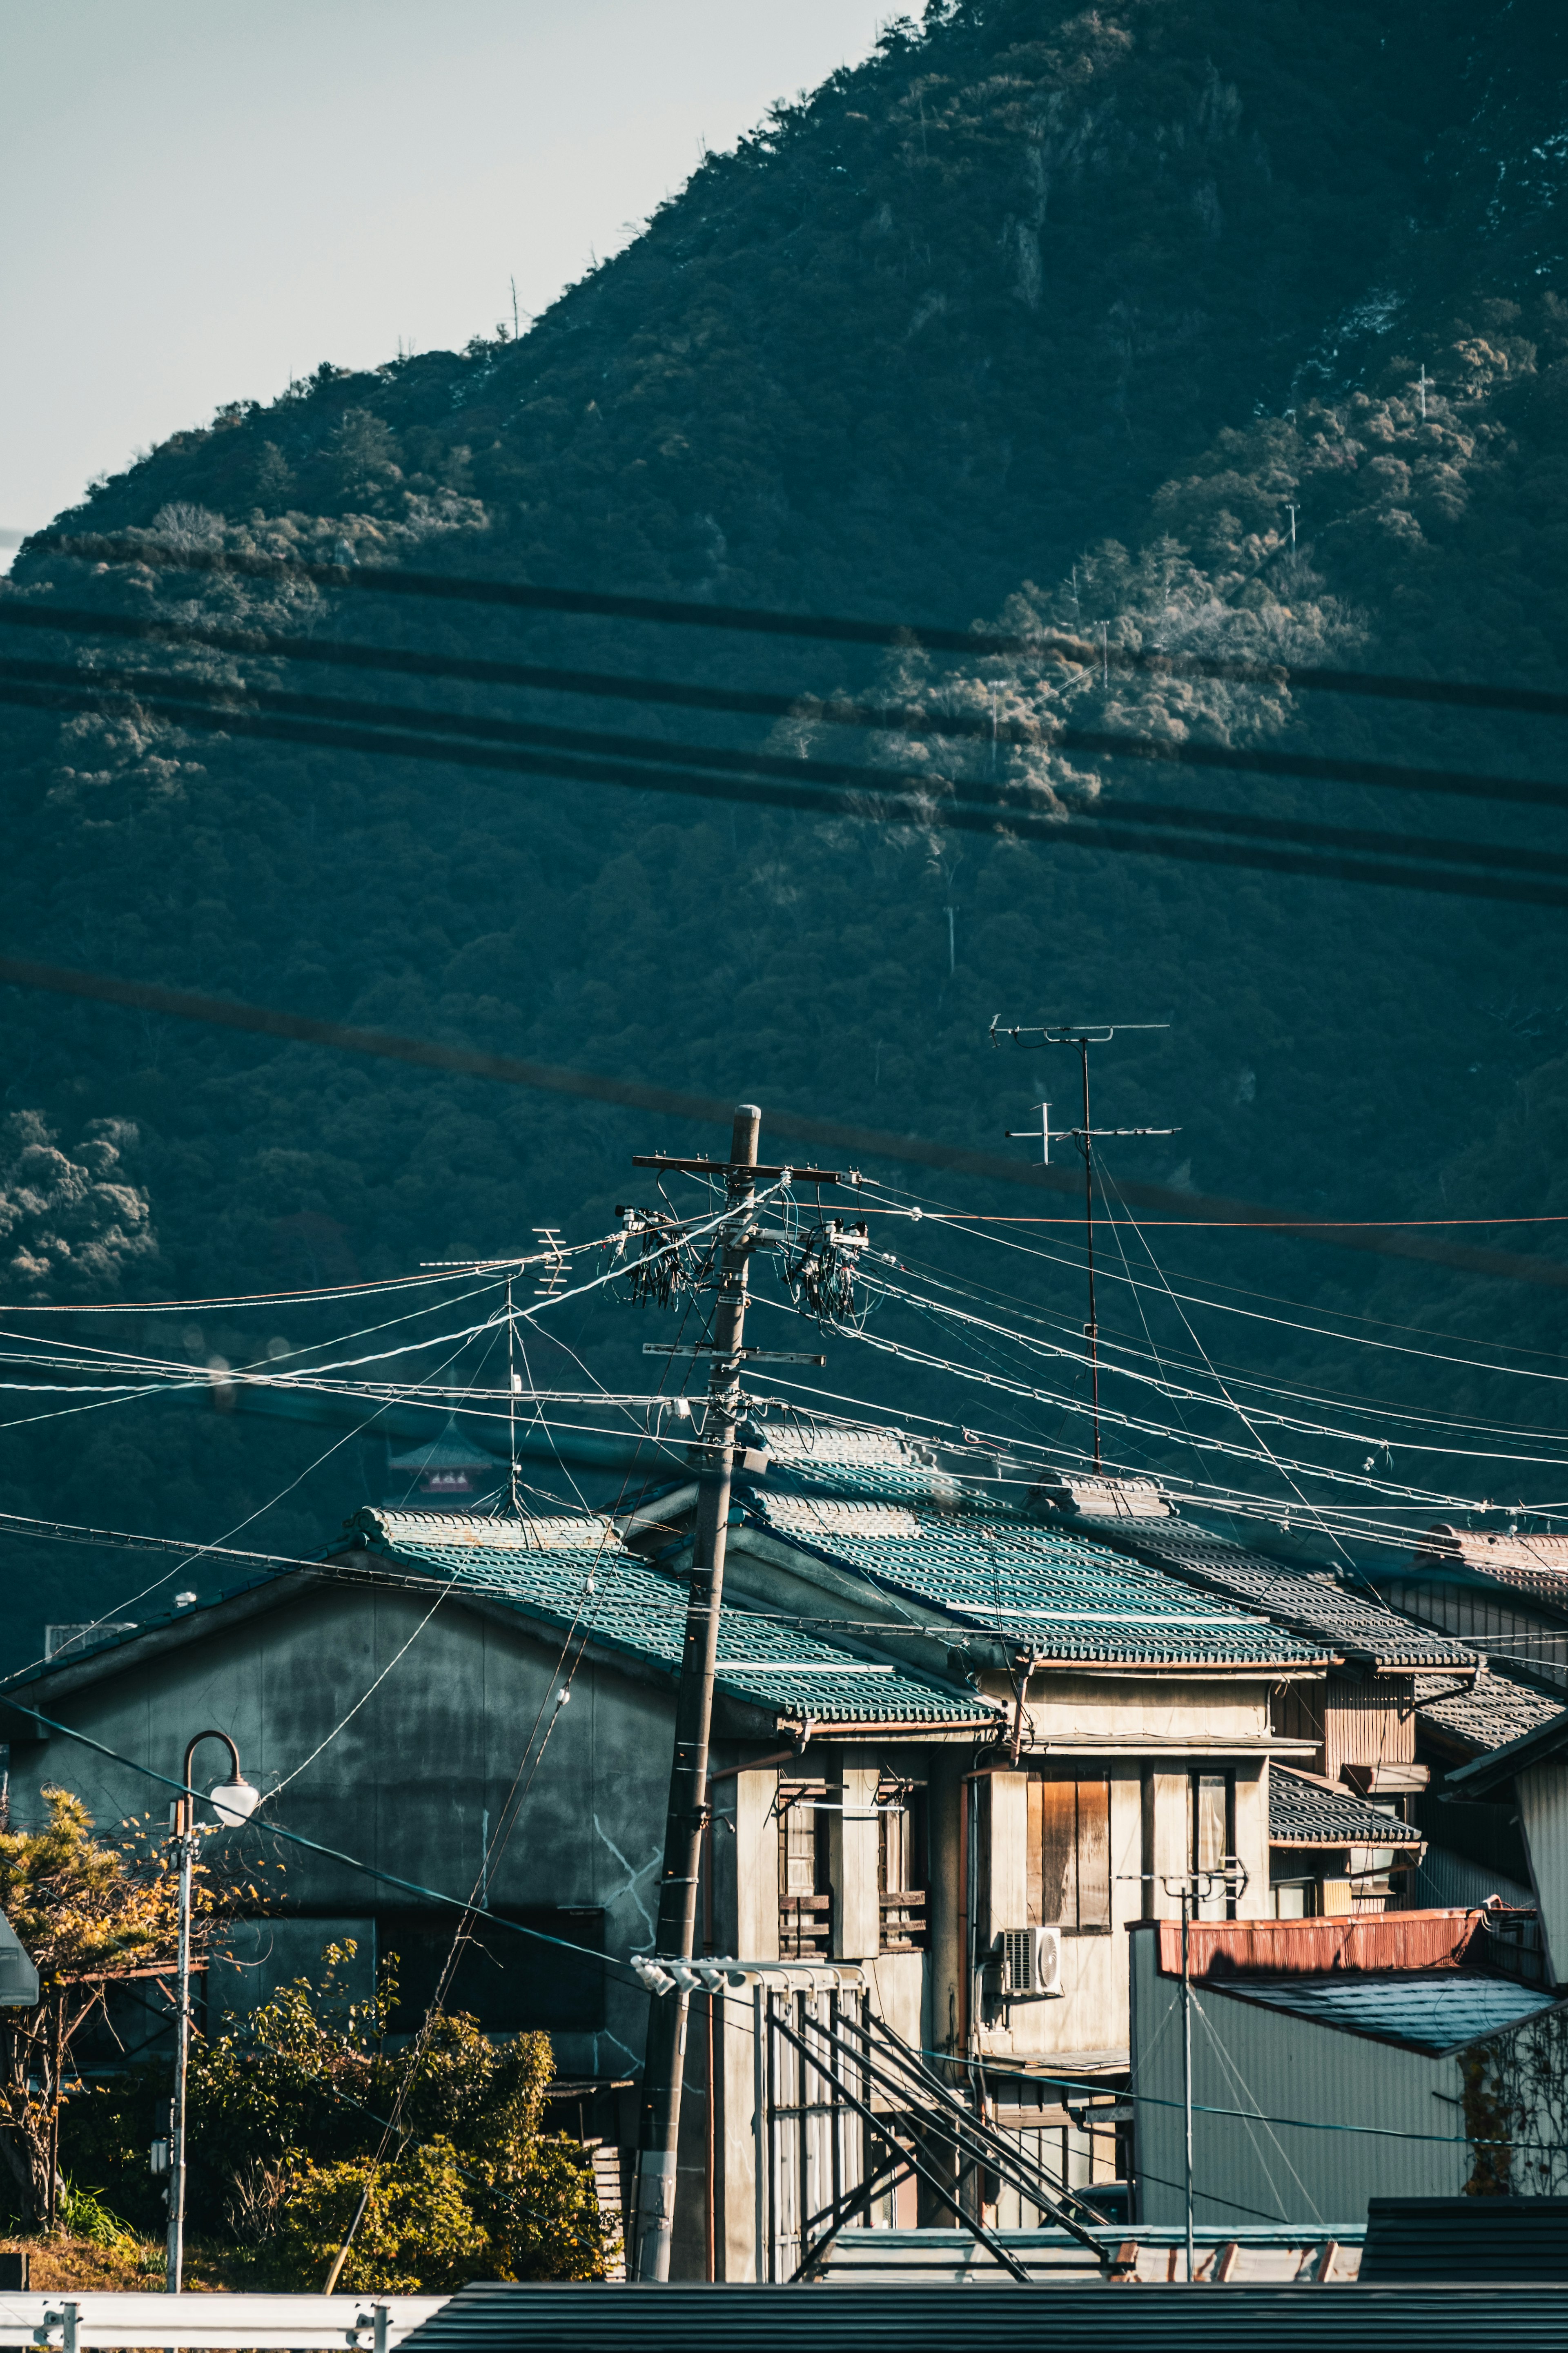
<box><xmin>991</xmin><ymin>1019</ymin><xmax>1176</xmax><ymax>1470</ymax></box>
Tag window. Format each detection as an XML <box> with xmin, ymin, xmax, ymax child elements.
<box><xmin>376</xmin><ymin>1907</ymin><xmax>605</xmax><ymax>2032</ymax></box>
<box><xmin>778</xmin><ymin>1782</ymin><xmax>831</xmax><ymax>1958</ymax></box>
<box><xmin>1189</xmin><ymin>1771</ymin><xmax>1236</xmax><ymax>1920</ymax></box>
<box><xmin>1027</xmin><ymin>1772</ymin><xmax>1111</xmax><ymax>1933</ymax></box>
<box><xmin>878</xmin><ymin>1782</ymin><xmax>928</xmax><ymax>1953</ymax></box>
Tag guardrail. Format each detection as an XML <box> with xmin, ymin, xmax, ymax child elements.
<box><xmin>0</xmin><ymin>2294</ymin><xmax>449</xmax><ymax>2349</ymax></box>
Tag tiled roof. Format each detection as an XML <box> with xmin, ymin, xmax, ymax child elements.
<box><xmin>744</xmin><ymin>1492</ymin><xmax>1324</xmax><ymax>1670</ymax></box>
<box><xmin>339</xmin><ymin>1507</ymin><xmax>998</xmax><ymax>1729</ymax></box>
<box><xmin>1415</xmin><ymin>1659</ymin><xmax>1566</xmax><ymax>1757</ymax></box>
<box><xmin>1416</xmin><ymin>1524</ymin><xmax>1568</xmax><ymax>1577</ymax></box>
<box><xmin>1269</xmin><ymin>1766</ymin><xmax>1423</xmax><ymax>1850</ymax></box>
<box><xmin>1212</xmin><ymin>1969</ymin><xmax>1559</xmax><ymax>2055</ymax></box>
<box><xmin>1078</xmin><ymin>1520</ymin><xmax>1476</xmax><ymax>1671</ymax></box>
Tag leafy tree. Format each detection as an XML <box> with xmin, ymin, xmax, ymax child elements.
<box><xmin>0</xmin><ymin>1790</ymin><xmax>246</xmax><ymax>2226</ymax></box>
<box><xmin>189</xmin><ymin>1946</ymin><xmax>612</xmax><ymax>2286</ymax></box>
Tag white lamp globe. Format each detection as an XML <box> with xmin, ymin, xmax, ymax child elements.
<box><xmin>208</xmin><ymin>1776</ymin><xmax>261</xmax><ymax>1827</ymax></box>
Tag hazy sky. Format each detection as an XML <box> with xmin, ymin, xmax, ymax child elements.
<box><xmin>0</xmin><ymin>0</ymin><xmax>890</xmax><ymax>543</ymax></box>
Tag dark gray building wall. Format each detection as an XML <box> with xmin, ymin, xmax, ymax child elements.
<box><xmin>6</xmin><ymin>1581</ymin><xmax>672</xmax><ymax>2086</ymax></box>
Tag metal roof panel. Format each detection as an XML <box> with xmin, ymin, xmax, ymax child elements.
<box><xmin>1210</xmin><ymin>1968</ymin><xmax>1559</xmax><ymax>2054</ymax></box>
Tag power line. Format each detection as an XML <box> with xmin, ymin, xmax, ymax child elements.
<box><xmin>4</xmin><ymin>670</ymin><xmax>1562</xmax><ymax>913</ymax></box>
<box><xmin>4</xmin><ymin>948</ymin><xmax>1568</xmax><ymax>1293</ymax></box>
<box><xmin>4</xmin><ymin>603</ymin><xmax>1566</xmax><ymax>815</ymax></box>
<box><xmin>8</xmin><ymin>650</ymin><xmax>1565</xmax><ymax>883</ymax></box>
<box><xmin>36</xmin><ymin>533</ymin><xmax>1568</xmax><ymax>721</ymax></box>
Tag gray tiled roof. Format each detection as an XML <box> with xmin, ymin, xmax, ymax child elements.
<box><xmin>1079</xmin><ymin>1521</ymin><xmax>1476</xmax><ymax>1671</ymax></box>
<box><xmin>340</xmin><ymin>1507</ymin><xmax>998</xmax><ymax>1729</ymax></box>
<box><xmin>1269</xmin><ymin>1766</ymin><xmax>1423</xmax><ymax>1850</ymax></box>
<box><xmin>744</xmin><ymin>1492</ymin><xmax>1325</xmax><ymax>1670</ymax></box>
<box><xmin>1212</xmin><ymin>1969</ymin><xmax>1559</xmax><ymax>2055</ymax></box>
<box><xmin>1415</xmin><ymin>1659</ymin><xmax>1566</xmax><ymax>1756</ymax></box>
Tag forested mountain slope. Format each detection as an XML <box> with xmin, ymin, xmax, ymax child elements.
<box><xmin>2</xmin><ymin>0</ymin><xmax>1567</xmax><ymax>1649</ymax></box>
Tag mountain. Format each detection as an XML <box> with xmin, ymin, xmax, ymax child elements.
<box><xmin>2</xmin><ymin>0</ymin><xmax>1567</xmax><ymax>1657</ymax></box>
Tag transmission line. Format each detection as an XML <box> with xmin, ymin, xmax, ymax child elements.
<box><xmin>2</xmin><ymin>671</ymin><xmax>1562</xmax><ymax>913</ymax></box>
<box><xmin>2</xmin><ymin>949</ymin><xmax>1567</xmax><ymax>1295</ymax></box>
<box><xmin>36</xmin><ymin>532</ymin><xmax>1568</xmax><ymax>720</ymax></box>
<box><xmin>2</xmin><ymin>602</ymin><xmax>1564</xmax><ymax>815</ymax></box>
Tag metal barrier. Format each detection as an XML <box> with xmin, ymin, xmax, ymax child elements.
<box><xmin>0</xmin><ymin>2294</ymin><xmax>449</xmax><ymax>2349</ymax></box>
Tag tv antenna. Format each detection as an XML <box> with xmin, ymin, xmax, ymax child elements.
<box><xmin>991</xmin><ymin>1019</ymin><xmax>1176</xmax><ymax>1469</ymax></box>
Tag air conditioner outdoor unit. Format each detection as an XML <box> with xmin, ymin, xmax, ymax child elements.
<box><xmin>1000</xmin><ymin>1926</ymin><xmax>1063</xmax><ymax>1999</ymax></box>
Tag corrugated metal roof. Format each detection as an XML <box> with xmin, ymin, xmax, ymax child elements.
<box><xmin>1076</xmin><ymin>1521</ymin><xmax>1476</xmax><ymax>1670</ymax></box>
<box><xmin>1269</xmin><ymin>1767</ymin><xmax>1423</xmax><ymax>1849</ymax></box>
<box><xmin>1415</xmin><ymin>1658</ymin><xmax>1565</xmax><ymax>1756</ymax></box>
<box><xmin>1211</xmin><ymin>1968</ymin><xmax>1559</xmax><ymax>2054</ymax></box>
<box><xmin>342</xmin><ymin>1508</ymin><xmax>996</xmax><ymax>1729</ymax></box>
<box><xmin>1158</xmin><ymin>1911</ymin><xmax>1481</xmax><ymax>1978</ymax></box>
<box><xmin>396</xmin><ymin>2279</ymin><xmax>1568</xmax><ymax>2348</ymax></box>
<box><xmin>1361</xmin><ymin>2196</ymin><xmax>1568</xmax><ymax>2282</ymax></box>
<box><xmin>747</xmin><ymin>1493</ymin><xmax>1323</xmax><ymax>1670</ymax></box>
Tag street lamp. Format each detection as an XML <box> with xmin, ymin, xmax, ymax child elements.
<box><xmin>165</xmin><ymin>1731</ymin><xmax>258</xmax><ymax>2294</ymax></box>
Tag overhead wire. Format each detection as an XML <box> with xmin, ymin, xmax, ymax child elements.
<box><xmin>3</xmin><ymin>667</ymin><xmax>1563</xmax><ymax>915</ymax></box>
<box><xmin>849</xmin><ymin>1173</ymin><xmax>1568</xmax><ymax>1393</ymax></box>
<box><xmin>8</xmin><ymin>636</ymin><xmax>1568</xmax><ymax>827</ymax></box>
<box><xmin>5</xmin><ymin>949</ymin><xmax>1568</xmax><ymax>1297</ymax></box>
<box><xmin>36</xmin><ymin>532</ymin><xmax>1568</xmax><ymax>722</ymax></box>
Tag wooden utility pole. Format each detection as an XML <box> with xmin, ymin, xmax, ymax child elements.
<box><xmin>627</xmin><ymin>1106</ymin><xmax>846</xmax><ymax>2280</ymax></box>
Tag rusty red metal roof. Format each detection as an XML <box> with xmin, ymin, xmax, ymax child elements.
<box><xmin>1153</xmin><ymin>1908</ymin><xmax>1482</xmax><ymax>1979</ymax></box>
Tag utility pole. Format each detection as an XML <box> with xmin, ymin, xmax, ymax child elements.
<box><xmin>628</xmin><ymin>1106</ymin><xmax>848</xmax><ymax>2280</ymax></box>
<box><xmin>991</xmin><ymin>1020</ymin><xmax>1175</xmax><ymax>1470</ymax></box>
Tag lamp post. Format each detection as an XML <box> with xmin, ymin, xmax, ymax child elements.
<box><xmin>165</xmin><ymin>1731</ymin><xmax>258</xmax><ymax>2294</ymax></box>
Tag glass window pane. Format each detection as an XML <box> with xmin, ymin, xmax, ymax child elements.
<box><xmin>1194</xmin><ymin>1774</ymin><xmax>1227</xmax><ymax>1872</ymax></box>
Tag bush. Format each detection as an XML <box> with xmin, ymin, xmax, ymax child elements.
<box><xmin>270</xmin><ymin>2140</ymin><xmax>486</xmax><ymax>2295</ymax></box>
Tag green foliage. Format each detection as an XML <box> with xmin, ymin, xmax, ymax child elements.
<box><xmin>181</xmin><ymin>1947</ymin><xmax>612</xmax><ymax>2284</ymax></box>
<box><xmin>55</xmin><ymin>2177</ymin><xmax>136</xmax><ymax>2248</ymax></box>
<box><xmin>187</xmin><ymin>1942</ymin><xmax>389</xmax><ymax>2173</ymax></box>
<box><xmin>271</xmin><ymin>2140</ymin><xmax>486</xmax><ymax>2295</ymax></box>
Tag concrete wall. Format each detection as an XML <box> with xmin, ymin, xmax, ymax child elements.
<box><xmin>1128</xmin><ymin>1924</ymin><xmax>1466</xmax><ymax>2227</ymax></box>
